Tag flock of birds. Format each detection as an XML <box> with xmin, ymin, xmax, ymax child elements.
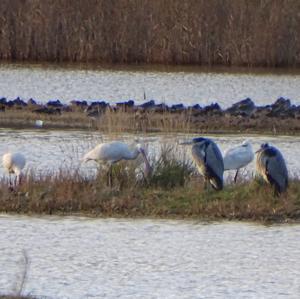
<box><xmin>2</xmin><ymin>137</ymin><xmax>288</xmax><ymax>195</ymax></box>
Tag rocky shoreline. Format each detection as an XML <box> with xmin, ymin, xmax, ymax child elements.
<box><xmin>0</xmin><ymin>96</ymin><xmax>299</xmax><ymax>134</ymax></box>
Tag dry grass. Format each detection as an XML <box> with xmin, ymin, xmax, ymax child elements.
<box><xmin>0</xmin><ymin>0</ymin><xmax>299</xmax><ymax>67</ymax></box>
<box><xmin>1</xmin><ymin>107</ymin><xmax>300</xmax><ymax>135</ymax></box>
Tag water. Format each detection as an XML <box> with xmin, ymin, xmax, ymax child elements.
<box><xmin>0</xmin><ymin>129</ymin><xmax>300</xmax><ymax>178</ymax></box>
<box><xmin>0</xmin><ymin>215</ymin><xmax>299</xmax><ymax>299</ymax></box>
<box><xmin>0</xmin><ymin>63</ymin><xmax>300</xmax><ymax>107</ymax></box>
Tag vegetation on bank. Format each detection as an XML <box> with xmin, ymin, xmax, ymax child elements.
<box><xmin>1</xmin><ymin>102</ymin><xmax>300</xmax><ymax>136</ymax></box>
<box><xmin>0</xmin><ymin>0</ymin><xmax>299</xmax><ymax>67</ymax></box>
<box><xmin>1</xmin><ymin>147</ymin><xmax>299</xmax><ymax>223</ymax></box>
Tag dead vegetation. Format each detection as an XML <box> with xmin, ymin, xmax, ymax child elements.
<box><xmin>0</xmin><ymin>0</ymin><xmax>299</xmax><ymax>67</ymax></box>
<box><xmin>1</xmin><ymin>107</ymin><xmax>300</xmax><ymax>135</ymax></box>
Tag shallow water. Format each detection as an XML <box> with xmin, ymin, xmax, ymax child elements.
<box><xmin>0</xmin><ymin>63</ymin><xmax>300</xmax><ymax>107</ymax></box>
<box><xmin>0</xmin><ymin>215</ymin><xmax>299</xmax><ymax>299</ymax></box>
<box><xmin>0</xmin><ymin>129</ymin><xmax>300</xmax><ymax>178</ymax></box>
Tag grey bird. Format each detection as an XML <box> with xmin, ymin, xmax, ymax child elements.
<box><xmin>256</xmin><ymin>143</ymin><xmax>288</xmax><ymax>196</ymax></box>
<box><xmin>181</xmin><ymin>137</ymin><xmax>224</xmax><ymax>190</ymax></box>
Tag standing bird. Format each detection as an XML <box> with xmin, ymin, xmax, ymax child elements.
<box><xmin>2</xmin><ymin>152</ymin><xmax>26</xmax><ymax>188</ymax></box>
<box><xmin>82</xmin><ymin>141</ymin><xmax>152</xmax><ymax>186</ymax></box>
<box><xmin>180</xmin><ymin>137</ymin><xmax>224</xmax><ymax>190</ymax></box>
<box><xmin>256</xmin><ymin>143</ymin><xmax>288</xmax><ymax>196</ymax></box>
<box><xmin>223</xmin><ymin>141</ymin><xmax>254</xmax><ymax>183</ymax></box>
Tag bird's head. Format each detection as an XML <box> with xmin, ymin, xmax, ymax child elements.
<box><xmin>256</xmin><ymin>143</ymin><xmax>269</xmax><ymax>154</ymax></box>
<box><xmin>241</xmin><ymin>140</ymin><xmax>252</xmax><ymax>148</ymax></box>
<box><xmin>192</xmin><ymin>137</ymin><xmax>207</xmax><ymax>145</ymax></box>
<box><xmin>136</xmin><ymin>143</ymin><xmax>146</xmax><ymax>155</ymax></box>
<box><xmin>179</xmin><ymin>137</ymin><xmax>207</xmax><ymax>145</ymax></box>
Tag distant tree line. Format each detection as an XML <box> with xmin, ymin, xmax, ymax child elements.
<box><xmin>0</xmin><ymin>0</ymin><xmax>299</xmax><ymax>67</ymax></box>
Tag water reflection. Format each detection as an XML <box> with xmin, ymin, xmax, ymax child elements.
<box><xmin>0</xmin><ymin>215</ymin><xmax>299</xmax><ymax>299</ymax></box>
<box><xmin>0</xmin><ymin>129</ymin><xmax>300</xmax><ymax>178</ymax></box>
<box><xmin>0</xmin><ymin>63</ymin><xmax>300</xmax><ymax>107</ymax></box>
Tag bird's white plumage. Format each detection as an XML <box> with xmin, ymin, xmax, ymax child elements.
<box><xmin>2</xmin><ymin>152</ymin><xmax>26</xmax><ymax>175</ymax></box>
<box><xmin>82</xmin><ymin>141</ymin><xmax>141</xmax><ymax>164</ymax></box>
<box><xmin>223</xmin><ymin>141</ymin><xmax>254</xmax><ymax>170</ymax></box>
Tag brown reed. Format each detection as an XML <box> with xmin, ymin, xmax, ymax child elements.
<box><xmin>0</xmin><ymin>0</ymin><xmax>299</xmax><ymax>67</ymax></box>
<box><xmin>1</xmin><ymin>107</ymin><xmax>300</xmax><ymax>136</ymax></box>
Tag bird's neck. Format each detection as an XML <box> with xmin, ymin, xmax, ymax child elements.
<box><xmin>125</xmin><ymin>148</ymin><xmax>140</xmax><ymax>160</ymax></box>
<box><xmin>140</xmin><ymin>151</ymin><xmax>152</xmax><ymax>177</ymax></box>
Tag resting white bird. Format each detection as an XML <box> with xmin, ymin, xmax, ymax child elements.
<box><xmin>223</xmin><ymin>141</ymin><xmax>254</xmax><ymax>182</ymax></box>
<box><xmin>82</xmin><ymin>141</ymin><xmax>152</xmax><ymax>186</ymax></box>
<box><xmin>2</xmin><ymin>152</ymin><xmax>26</xmax><ymax>187</ymax></box>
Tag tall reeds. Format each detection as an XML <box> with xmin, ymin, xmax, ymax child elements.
<box><xmin>0</xmin><ymin>0</ymin><xmax>299</xmax><ymax>66</ymax></box>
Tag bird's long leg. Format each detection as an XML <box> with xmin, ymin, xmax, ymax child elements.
<box><xmin>107</xmin><ymin>164</ymin><xmax>113</xmax><ymax>188</ymax></box>
<box><xmin>9</xmin><ymin>173</ymin><xmax>13</xmax><ymax>190</ymax></box>
<box><xmin>234</xmin><ymin>169</ymin><xmax>240</xmax><ymax>183</ymax></box>
<box><xmin>204</xmin><ymin>178</ymin><xmax>208</xmax><ymax>190</ymax></box>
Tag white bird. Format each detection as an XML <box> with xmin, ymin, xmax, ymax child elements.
<box><xmin>223</xmin><ymin>141</ymin><xmax>254</xmax><ymax>182</ymax></box>
<box><xmin>82</xmin><ymin>141</ymin><xmax>152</xmax><ymax>186</ymax></box>
<box><xmin>2</xmin><ymin>152</ymin><xmax>26</xmax><ymax>187</ymax></box>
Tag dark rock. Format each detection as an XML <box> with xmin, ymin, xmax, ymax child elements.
<box><xmin>33</xmin><ymin>107</ymin><xmax>61</xmax><ymax>115</ymax></box>
<box><xmin>140</xmin><ymin>100</ymin><xmax>155</xmax><ymax>109</ymax></box>
<box><xmin>226</xmin><ymin>98</ymin><xmax>256</xmax><ymax>116</ymax></box>
<box><xmin>90</xmin><ymin>101</ymin><xmax>108</xmax><ymax>109</ymax></box>
<box><xmin>267</xmin><ymin>97</ymin><xmax>292</xmax><ymax>117</ymax></box>
<box><xmin>192</xmin><ymin>104</ymin><xmax>202</xmax><ymax>110</ymax></box>
<box><xmin>0</xmin><ymin>97</ymin><xmax>7</xmax><ymax>105</ymax></box>
<box><xmin>6</xmin><ymin>101</ymin><xmax>14</xmax><ymax>107</ymax></box>
<box><xmin>70</xmin><ymin>100</ymin><xmax>88</xmax><ymax>108</ymax></box>
<box><xmin>171</xmin><ymin>103</ymin><xmax>185</xmax><ymax>112</ymax></box>
<box><xmin>28</xmin><ymin>98</ymin><xmax>37</xmax><ymax>105</ymax></box>
<box><xmin>13</xmin><ymin>97</ymin><xmax>27</xmax><ymax>107</ymax></box>
<box><xmin>202</xmin><ymin>103</ymin><xmax>223</xmax><ymax>115</ymax></box>
<box><xmin>153</xmin><ymin>103</ymin><xmax>169</xmax><ymax>112</ymax></box>
<box><xmin>116</xmin><ymin>100</ymin><xmax>135</xmax><ymax>109</ymax></box>
<box><xmin>47</xmin><ymin>100</ymin><xmax>63</xmax><ymax>107</ymax></box>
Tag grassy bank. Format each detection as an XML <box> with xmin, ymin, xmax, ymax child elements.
<box><xmin>0</xmin><ymin>0</ymin><xmax>299</xmax><ymax>67</ymax></box>
<box><xmin>1</xmin><ymin>108</ymin><xmax>300</xmax><ymax>136</ymax></box>
<box><xmin>1</xmin><ymin>149</ymin><xmax>299</xmax><ymax>223</ymax></box>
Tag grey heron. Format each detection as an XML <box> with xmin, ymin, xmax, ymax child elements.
<box><xmin>256</xmin><ymin>143</ymin><xmax>288</xmax><ymax>196</ymax></box>
<box><xmin>181</xmin><ymin>137</ymin><xmax>224</xmax><ymax>190</ymax></box>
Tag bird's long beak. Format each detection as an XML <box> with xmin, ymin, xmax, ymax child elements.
<box><xmin>255</xmin><ymin>148</ymin><xmax>262</xmax><ymax>154</ymax></box>
<box><xmin>178</xmin><ymin>139</ymin><xmax>193</xmax><ymax>145</ymax></box>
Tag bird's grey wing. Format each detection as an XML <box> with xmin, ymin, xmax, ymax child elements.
<box><xmin>206</xmin><ymin>142</ymin><xmax>224</xmax><ymax>180</ymax></box>
<box><xmin>266</xmin><ymin>152</ymin><xmax>288</xmax><ymax>191</ymax></box>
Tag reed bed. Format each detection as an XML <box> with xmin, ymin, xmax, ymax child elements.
<box><xmin>0</xmin><ymin>0</ymin><xmax>299</xmax><ymax>67</ymax></box>
<box><xmin>0</xmin><ymin>146</ymin><xmax>299</xmax><ymax>223</ymax></box>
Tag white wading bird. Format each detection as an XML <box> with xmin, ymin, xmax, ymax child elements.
<box><xmin>223</xmin><ymin>141</ymin><xmax>254</xmax><ymax>183</ymax></box>
<box><xmin>82</xmin><ymin>141</ymin><xmax>152</xmax><ymax>186</ymax></box>
<box><xmin>180</xmin><ymin>137</ymin><xmax>224</xmax><ymax>190</ymax></box>
<box><xmin>256</xmin><ymin>143</ymin><xmax>288</xmax><ymax>196</ymax></box>
<box><xmin>2</xmin><ymin>152</ymin><xmax>26</xmax><ymax>187</ymax></box>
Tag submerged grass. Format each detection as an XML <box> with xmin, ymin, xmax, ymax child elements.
<box><xmin>0</xmin><ymin>146</ymin><xmax>299</xmax><ymax>223</ymax></box>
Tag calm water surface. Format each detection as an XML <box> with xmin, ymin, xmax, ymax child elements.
<box><xmin>0</xmin><ymin>63</ymin><xmax>299</xmax><ymax>107</ymax></box>
<box><xmin>0</xmin><ymin>215</ymin><xmax>299</xmax><ymax>299</ymax></box>
<box><xmin>0</xmin><ymin>129</ymin><xmax>300</xmax><ymax>178</ymax></box>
